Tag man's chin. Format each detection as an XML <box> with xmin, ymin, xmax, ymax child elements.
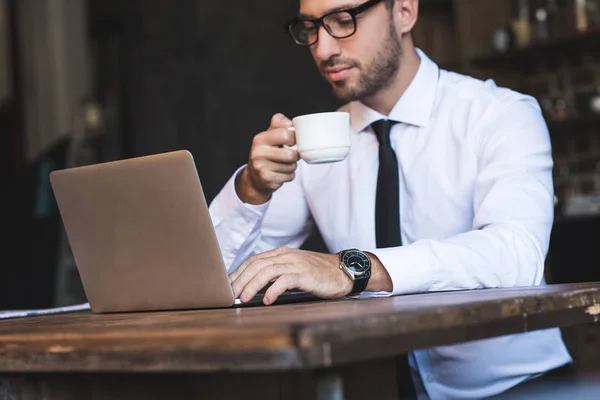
<box><xmin>331</xmin><ymin>83</ymin><xmax>361</xmax><ymax>103</ymax></box>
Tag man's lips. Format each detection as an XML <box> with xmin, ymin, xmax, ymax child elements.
<box><xmin>324</xmin><ymin>66</ymin><xmax>353</xmax><ymax>82</ymax></box>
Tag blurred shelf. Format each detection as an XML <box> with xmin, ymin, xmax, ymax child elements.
<box><xmin>420</xmin><ymin>0</ymin><xmax>454</xmax><ymax>12</ymax></box>
<box><xmin>470</xmin><ymin>28</ymin><xmax>600</xmax><ymax>70</ymax></box>
<box><xmin>89</xmin><ymin>19</ymin><xmax>124</xmax><ymax>38</ymax></box>
<box><xmin>437</xmin><ymin>60</ymin><xmax>463</xmax><ymax>72</ymax></box>
<box><xmin>554</xmin><ymin>212</ymin><xmax>600</xmax><ymax>225</ymax></box>
<box><xmin>547</xmin><ymin>114</ymin><xmax>600</xmax><ymax>136</ymax></box>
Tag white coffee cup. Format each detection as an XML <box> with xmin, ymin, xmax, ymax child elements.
<box><xmin>290</xmin><ymin>112</ymin><xmax>351</xmax><ymax>164</ymax></box>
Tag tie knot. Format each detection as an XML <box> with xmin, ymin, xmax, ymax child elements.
<box><xmin>371</xmin><ymin>119</ymin><xmax>398</xmax><ymax>145</ymax></box>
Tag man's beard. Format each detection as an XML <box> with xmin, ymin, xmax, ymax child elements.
<box><xmin>322</xmin><ymin>20</ymin><xmax>402</xmax><ymax>103</ymax></box>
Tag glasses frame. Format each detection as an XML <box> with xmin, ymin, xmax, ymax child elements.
<box><xmin>284</xmin><ymin>0</ymin><xmax>385</xmax><ymax>46</ymax></box>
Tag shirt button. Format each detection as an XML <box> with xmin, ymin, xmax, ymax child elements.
<box><xmin>427</xmin><ymin>375</ymin><xmax>435</xmax><ymax>383</ymax></box>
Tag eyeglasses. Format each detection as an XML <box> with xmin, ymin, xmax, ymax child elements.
<box><xmin>284</xmin><ymin>0</ymin><xmax>384</xmax><ymax>46</ymax></box>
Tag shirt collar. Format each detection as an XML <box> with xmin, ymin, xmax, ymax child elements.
<box><xmin>349</xmin><ymin>48</ymin><xmax>440</xmax><ymax>133</ymax></box>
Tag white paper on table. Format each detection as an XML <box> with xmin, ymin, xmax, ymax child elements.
<box><xmin>0</xmin><ymin>303</ymin><xmax>91</xmax><ymax>320</ymax></box>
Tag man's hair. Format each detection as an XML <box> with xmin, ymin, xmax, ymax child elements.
<box><xmin>385</xmin><ymin>0</ymin><xmax>395</xmax><ymax>9</ymax></box>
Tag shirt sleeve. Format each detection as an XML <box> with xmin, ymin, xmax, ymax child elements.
<box><xmin>208</xmin><ymin>164</ymin><xmax>315</xmax><ymax>274</ymax></box>
<box><xmin>368</xmin><ymin>98</ymin><xmax>554</xmax><ymax>296</ymax></box>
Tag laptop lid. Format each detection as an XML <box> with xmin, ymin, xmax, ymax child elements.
<box><xmin>49</xmin><ymin>150</ymin><xmax>235</xmax><ymax>312</ymax></box>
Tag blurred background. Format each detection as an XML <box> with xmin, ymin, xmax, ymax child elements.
<box><xmin>1</xmin><ymin>0</ymin><xmax>600</xmax><ymax>375</ymax></box>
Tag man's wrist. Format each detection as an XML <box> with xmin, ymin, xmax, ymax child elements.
<box><xmin>364</xmin><ymin>251</ymin><xmax>393</xmax><ymax>292</ymax></box>
<box><xmin>235</xmin><ymin>167</ymin><xmax>272</xmax><ymax>205</ymax></box>
<box><xmin>339</xmin><ymin>260</ymin><xmax>356</xmax><ymax>297</ymax></box>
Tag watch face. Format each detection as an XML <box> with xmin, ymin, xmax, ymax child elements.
<box><xmin>342</xmin><ymin>251</ymin><xmax>371</xmax><ymax>276</ymax></box>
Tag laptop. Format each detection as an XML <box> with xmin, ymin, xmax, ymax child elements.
<box><xmin>49</xmin><ymin>150</ymin><xmax>319</xmax><ymax>313</ymax></box>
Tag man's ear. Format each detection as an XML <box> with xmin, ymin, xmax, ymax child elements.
<box><xmin>392</xmin><ymin>0</ymin><xmax>418</xmax><ymax>35</ymax></box>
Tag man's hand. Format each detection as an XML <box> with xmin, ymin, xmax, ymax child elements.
<box><xmin>229</xmin><ymin>247</ymin><xmax>353</xmax><ymax>305</ymax></box>
<box><xmin>235</xmin><ymin>113</ymin><xmax>300</xmax><ymax>205</ymax></box>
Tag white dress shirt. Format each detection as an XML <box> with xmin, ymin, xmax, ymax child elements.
<box><xmin>208</xmin><ymin>49</ymin><xmax>572</xmax><ymax>399</ymax></box>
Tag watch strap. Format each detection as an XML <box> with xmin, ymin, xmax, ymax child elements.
<box><xmin>349</xmin><ymin>270</ymin><xmax>371</xmax><ymax>296</ymax></box>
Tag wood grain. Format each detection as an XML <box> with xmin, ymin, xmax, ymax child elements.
<box><xmin>1</xmin><ymin>283</ymin><xmax>599</xmax><ymax>373</ymax></box>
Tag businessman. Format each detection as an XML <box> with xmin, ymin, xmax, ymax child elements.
<box><xmin>208</xmin><ymin>0</ymin><xmax>573</xmax><ymax>398</ymax></box>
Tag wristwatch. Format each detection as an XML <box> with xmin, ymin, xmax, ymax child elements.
<box><xmin>337</xmin><ymin>248</ymin><xmax>372</xmax><ymax>298</ymax></box>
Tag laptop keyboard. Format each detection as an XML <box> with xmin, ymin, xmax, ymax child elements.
<box><xmin>234</xmin><ymin>282</ymin><xmax>318</xmax><ymax>306</ymax></box>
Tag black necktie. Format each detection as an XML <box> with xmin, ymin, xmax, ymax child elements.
<box><xmin>372</xmin><ymin>119</ymin><xmax>416</xmax><ymax>399</ymax></box>
<box><xmin>372</xmin><ymin>119</ymin><xmax>402</xmax><ymax>248</ymax></box>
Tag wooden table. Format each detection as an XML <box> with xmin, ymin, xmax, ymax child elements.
<box><xmin>1</xmin><ymin>282</ymin><xmax>600</xmax><ymax>400</ymax></box>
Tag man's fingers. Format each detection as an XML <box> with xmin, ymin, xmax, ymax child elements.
<box><xmin>264</xmin><ymin>161</ymin><xmax>297</xmax><ymax>174</ymax></box>
<box><xmin>239</xmin><ymin>263</ymin><xmax>293</xmax><ymax>303</ymax></box>
<box><xmin>257</xmin><ymin>146</ymin><xmax>299</xmax><ymax>164</ymax></box>
<box><xmin>252</xmin><ymin>167</ymin><xmax>296</xmax><ymax>187</ymax></box>
<box><xmin>229</xmin><ymin>247</ymin><xmax>295</xmax><ymax>284</ymax></box>
<box><xmin>232</xmin><ymin>254</ymin><xmax>289</xmax><ymax>297</ymax></box>
<box><xmin>271</xmin><ymin>171</ymin><xmax>296</xmax><ymax>185</ymax></box>
<box><xmin>262</xmin><ymin>274</ymin><xmax>303</xmax><ymax>305</ymax></box>
<box><xmin>229</xmin><ymin>258</ymin><xmax>266</xmax><ymax>293</ymax></box>
<box><xmin>229</xmin><ymin>248</ymin><xmax>279</xmax><ymax>282</ymax></box>
<box><xmin>257</xmin><ymin>127</ymin><xmax>296</xmax><ymax>147</ymax></box>
<box><xmin>228</xmin><ymin>257</ymin><xmax>253</xmax><ymax>283</ymax></box>
<box><xmin>269</xmin><ymin>113</ymin><xmax>293</xmax><ymax>130</ymax></box>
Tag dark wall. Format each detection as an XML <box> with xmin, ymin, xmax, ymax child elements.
<box><xmin>2</xmin><ymin>0</ymin><xmax>340</xmax><ymax>310</ymax></box>
<box><xmin>90</xmin><ymin>0</ymin><xmax>341</xmax><ymax>202</ymax></box>
<box><xmin>0</xmin><ymin>102</ymin><xmax>10</xmax><ymax>183</ymax></box>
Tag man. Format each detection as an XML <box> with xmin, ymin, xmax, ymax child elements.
<box><xmin>208</xmin><ymin>0</ymin><xmax>572</xmax><ymax>398</ymax></box>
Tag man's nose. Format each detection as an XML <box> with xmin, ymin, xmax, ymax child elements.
<box><xmin>312</xmin><ymin>25</ymin><xmax>342</xmax><ymax>62</ymax></box>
